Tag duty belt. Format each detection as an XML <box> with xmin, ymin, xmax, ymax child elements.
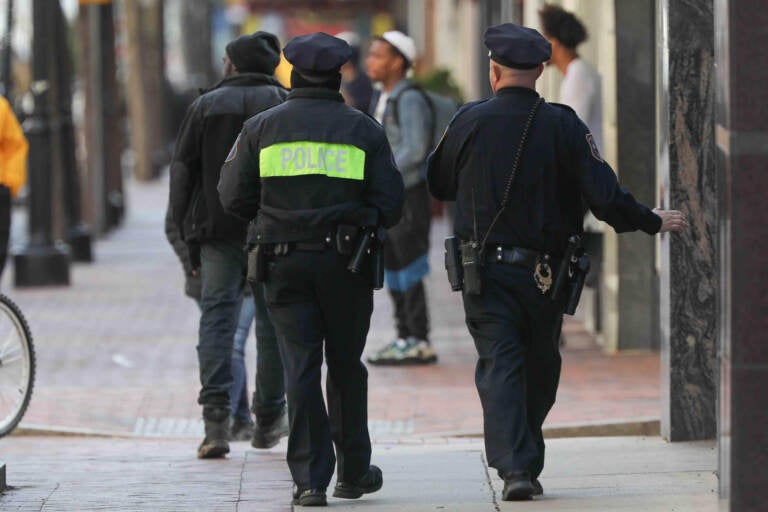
<box><xmin>272</xmin><ymin>235</ymin><xmax>333</xmax><ymax>255</ymax></box>
<box><xmin>484</xmin><ymin>246</ymin><xmax>543</xmax><ymax>269</ymax></box>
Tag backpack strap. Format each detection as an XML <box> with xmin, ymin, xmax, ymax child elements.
<box><xmin>387</xmin><ymin>83</ymin><xmax>437</xmax><ymax>143</ymax></box>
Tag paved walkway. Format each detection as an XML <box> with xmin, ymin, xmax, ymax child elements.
<box><xmin>0</xmin><ymin>435</ymin><xmax>719</xmax><ymax>511</ymax></box>
<box><xmin>5</xmin><ymin>177</ymin><xmax>659</xmax><ymax>439</ymax></box>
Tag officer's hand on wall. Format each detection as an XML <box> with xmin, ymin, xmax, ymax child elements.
<box><xmin>653</xmin><ymin>208</ymin><xmax>690</xmax><ymax>233</ymax></box>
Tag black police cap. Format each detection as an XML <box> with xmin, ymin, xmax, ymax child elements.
<box><xmin>483</xmin><ymin>23</ymin><xmax>552</xmax><ymax>69</ymax></box>
<box><xmin>226</xmin><ymin>32</ymin><xmax>281</xmax><ymax>74</ymax></box>
<box><xmin>283</xmin><ymin>32</ymin><xmax>352</xmax><ymax>79</ymax></box>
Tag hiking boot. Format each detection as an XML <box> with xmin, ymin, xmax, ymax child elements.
<box><xmin>229</xmin><ymin>417</ymin><xmax>254</xmax><ymax>442</ymax></box>
<box><xmin>333</xmin><ymin>465</ymin><xmax>383</xmax><ymax>499</ymax></box>
<box><xmin>367</xmin><ymin>337</ymin><xmax>438</xmax><ymax>366</ymax></box>
<box><xmin>197</xmin><ymin>407</ymin><xmax>230</xmax><ymax>459</ymax></box>
<box><xmin>252</xmin><ymin>408</ymin><xmax>288</xmax><ymax>449</ymax></box>
<box><xmin>532</xmin><ymin>477</ymin><xmax>543</xmax><ymax>496</ymax></box>
<box><xmin>293</xmin><ymin>486</ymin><xmax>327</xmax><ymax>507</ymax></box>
<box><xmin>501</xmin><ymin>470</ymin><xmax>535</xmax><ymax>501</ymax></box>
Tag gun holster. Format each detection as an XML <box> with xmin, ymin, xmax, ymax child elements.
<box><xmin>247</xmin><ymin>244</ymin><xmax>269</xmax><ymax>284</ymax></box>
<box><xmin>444</xmin><ymin>237</ymin><xmax>463</xmax><ymax>292</ymax></box>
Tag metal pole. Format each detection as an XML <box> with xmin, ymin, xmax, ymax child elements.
<box><xmin>14</xmin><ymin>0</ymin><xmax>70</xmax><ymax>287</ymax></box>
<box><xmin>88</xmin><ymin>3</ymin><xmax>105</xmax><ymax>234</ymax></box>
<box><xmin>53</xmin><ymin>1</ymin><xmax>93</xmax><ymax>261</ymax></box>
<box><xmin>1</xmin><ymin>0</ymin><xmax>13</xmax><ymax>100</ymax></box>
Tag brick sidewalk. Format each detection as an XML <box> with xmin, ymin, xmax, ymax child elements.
<box><xmin>0</xmin><ymin>435</ymin><xmax>717</xmax><ymax>511</ymax></box>
<box><xmin>7</xmin><ymin>177</ymin><xmax>659</xmax><ymax>438</ymax></box>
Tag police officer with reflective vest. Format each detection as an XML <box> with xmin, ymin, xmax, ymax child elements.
<box><xmin>427</xmin><ymin>23</ymin><xmax>688</xmax><ymax>501</ymax></box>
<box><xmin>218</xmin><ymin>33</ymin><xmax>404</xmax><ymax>507</ymax></box>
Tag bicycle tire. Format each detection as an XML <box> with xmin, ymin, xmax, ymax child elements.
<box><xmin>0</xmin><ymin>293</ymin><xmax>35</xmax><ymax>438</ymax></box>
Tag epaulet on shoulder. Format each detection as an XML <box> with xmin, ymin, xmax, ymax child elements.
<box><xmin>548</xmin><ymin>102</ymin><xmax>577</xmax><ymax>115</ymax></box>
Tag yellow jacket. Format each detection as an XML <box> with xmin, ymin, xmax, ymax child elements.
<box><xmin>0</xmin><ymin>96</ymin><xmax>27</xmax><ymax>196</ymax></box>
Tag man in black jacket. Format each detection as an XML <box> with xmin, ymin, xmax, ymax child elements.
<box><xmin>219</xmin><ymin>33</ymin><xmax>404</xmax><ymax>507</ymax></box>
<box><xmin>169</xmin><ymin>32</ymin><xmax>288</xmax><ymax>459</ymax></box>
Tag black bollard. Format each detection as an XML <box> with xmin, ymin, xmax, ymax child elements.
<box><xmin>52</xmin><ymin>1</ymin><xmax>92</xmax><ymax>262</ymax></box>
<box><xmin>14</xmin><ymin>0</ymin><xmax>70</xmax><ymax>287</ymax></box>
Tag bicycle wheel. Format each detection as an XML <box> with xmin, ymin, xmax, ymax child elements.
<box><xmin>0</xmin><ymin>293</ymin><xmax>35</xmax><ymax>437</ymax></box>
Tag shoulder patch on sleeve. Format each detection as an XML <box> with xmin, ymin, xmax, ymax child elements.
<box><xmin>586</xmin><ymin>133</ymin><xmax>603</xmax><ymax>162</ymax></box>
<box><xmin>225</xmin><ymin>134</ymin><xmax>241</xmax><ymax>163</ymax></box>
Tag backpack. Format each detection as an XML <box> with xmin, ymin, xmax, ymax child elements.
<box><xmin>389</xmin><ymin>84</ymin><xmax>460</xmax><ymax>155</ymax></box>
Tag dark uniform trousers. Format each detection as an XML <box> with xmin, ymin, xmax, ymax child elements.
<box><xmin>462</xmin><ymin>261</ymin><xmax>564</xmax><ymax>479</ymax></box>
<box><xmin>265</xmin><ymin>247</ymin><xmax>373</xmax><ymax>490</ymax></box>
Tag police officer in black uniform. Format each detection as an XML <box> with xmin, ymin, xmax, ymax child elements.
<box><xmin>218</xmin><ymin>33</ymin><xmax>404</xmax><ymax>507</ymax></box>
<box><xmin>427</xmin><ymin>23</ymin><xmax>688</xmax><ymax>501</ymax></box>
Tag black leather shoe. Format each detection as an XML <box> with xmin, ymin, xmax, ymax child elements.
<box><xmin>532</xmin><ymin>478</ymin><xmax>543</xmax><ymax>496</ymax></box>
<box><xmin>333</xmin><ymin>465</ymin><xmax>383</xmax><ymax>499</ymax></box>
<box><xmin>502</xmin><ymin>470</ymin><xmax>535</xmax><ymax>501</ymax></box>
<box><xmin>292</xmin><ymin>488</ymin><xmax>327</xmax><ymax>507</ymax></box>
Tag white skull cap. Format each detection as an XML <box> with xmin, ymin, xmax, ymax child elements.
<box><xmin>381</xmin><ymin>30</ymin><xmax>417</xmax><ymax>64</ymax></box>
<box><xmin>335</xmin><ymin>31</ymin><xmax>360</xmax><ymax>48</ymax></box>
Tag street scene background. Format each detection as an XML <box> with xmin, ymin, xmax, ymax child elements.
<box><xmin>0</xmin><ymin>0</ymin><xmax>747</xmax><ymax>509</ymax></box>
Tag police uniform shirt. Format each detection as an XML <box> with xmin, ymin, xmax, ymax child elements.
<box><xmin>426</xmin><ymin>87</ymin><xmax>661</xmax><ymax>256</ymax></box>
<box><xmin>217</xmin><ymin>87</ymin><xmax>404</xmax><ymax>243</ymax></box>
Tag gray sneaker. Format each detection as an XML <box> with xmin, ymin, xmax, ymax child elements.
<box><xmin>367</xmin><ymin>337</ymin><xmax>438</xmax><ymax>366</ymax></box>
<box><xmin>252</xmin><ymin>408</ymin><xmax>289</xmax><ymax>449</ymax></box>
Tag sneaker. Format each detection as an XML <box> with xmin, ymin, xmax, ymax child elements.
<box><xmin>197</xmin><ymin>407</ymin><xmax>230</xmax><ymax>459</ymax></box>
<box><xmin>293</xmin><ymin>486</ymin><xmax>327</xmax><ymax>507</ymax></box>
<box><xmin>501</xmin><ymin>470</ymin><xmax>535</xmax><ymax>501</ymax></box>
<box><xmin>229</xmin><ymin>417</ymin><xmax>254</xmax><ymax>442</ymax></box>
<box><xmin>252</xmin><ymin>408</ymin><xmax>289</xmax><ymax>449</ymax></box>
<box><xmin>367</xmin><ymin>337</ymin><xmax>438</xmax><ymax>366</ymax></box>
<box><xmin>333</xmin><ymin>465</ymin><xmax>383</xmax><ymax>499</ymax></box>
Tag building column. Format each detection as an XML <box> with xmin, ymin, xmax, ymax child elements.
<box><xmin>656</xmin><ymin>0</ymin><xmax>717</xmax><ymax>441</ymax></box>
<box><xmin>715</xmin><ymin>0</ymin><xmax>768</xmax><ymax>508</ymax></box>
<box><xmin>613</xmin><ymin>1</ymin><xmax>658</xmax><ymax>350</ymax></box>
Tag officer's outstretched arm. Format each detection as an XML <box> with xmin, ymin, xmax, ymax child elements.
<box><xmin>571</xmin><ymin>119</ymin><xmax>661</xmax><ymax>235</ymax></box>
<box><xmin>364</xmin><ymin>136</ymin><xmax>405</xmax><ymax>229</ymax></box>
<box><xmin>218</xmin><ymin>128</ymin><xmax>261</xmax><ymax>221</ymax></box>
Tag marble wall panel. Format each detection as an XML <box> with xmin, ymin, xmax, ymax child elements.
<box><xmin>658</xmin><ymin>0</ymin><xmax>718</xmax><ymax>441</ymax></box>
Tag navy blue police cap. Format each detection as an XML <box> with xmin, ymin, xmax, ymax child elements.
<box><xmin>483</xmin><ymin>23</ymin><xmax>551</xmax><ymax>69</ymax></box>
<box><xmin>283</xmin><ymin>32</ymin><xmax>352</xmax><ymax>79</ymax></box>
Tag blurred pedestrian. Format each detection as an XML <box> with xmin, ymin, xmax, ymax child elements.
<box><xmin>365</xmin><ymin>30</ymin><xmax>437</xmax><ymax>366</ymax></box>
<box><xmin>336</xmin><ymin>31</ymin><xmax>373</xmax><ymax>112</ymax></box>
<box><xmin>164</xmin><ymin>204</ymin><xmax>271</xmax><ymax>443</ymax></box>
<box><xmin>540</xmin><ymin>4</ymin><xmax>606</xmax><ymax>332</ymax></box>
<box><xmin>539</xmin><ymin>4</ymin><xmax>602</xmax><ymax>149</ymax></box>
<box><xmin>427</xmin><ymin>23</ymin><xmax>688</xmax><ymax>501</ymax></box>
<box><xmin>219</xmin><ymin>32</ymin><xmax>404</xmax><ymax>507</ymax></box>
<box><xmin>169</xmin><ymin>32</ymin><xmax>289</xmax><ymax>459</ymax></box>
<box><xmin>0</xmin><ymin>95</ymin><xmax>27</xmax><ymax>281</ymax></box>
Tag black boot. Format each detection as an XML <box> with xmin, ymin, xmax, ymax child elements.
<box><xmin>292</xmin><ymin>486</ymin><xmax>327</xmax><ymax>507</ymax></box>
<box><xmin>197</xmin><ymin>407</ymin><xmax>230</xmax><ymax>459</ymax></box>
<box><xmin>252</xmin><ymin>407</ymin><xmax>288</xmax><ymax>449</ymax></box>
<box><xmin>501</xmin><ymin>470</ymin><xmax>535</xmax><ymax>501</ymax></box>
<box><xmin>333</xmin><ymin>465</ymin><xmax>383</xmax><ymax>499</ymax></box>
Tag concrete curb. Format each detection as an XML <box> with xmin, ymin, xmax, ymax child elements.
<box><xmin>12</xmin><ymin>418</ymin><xmax>661</xmax><ymax>440</ymax></box>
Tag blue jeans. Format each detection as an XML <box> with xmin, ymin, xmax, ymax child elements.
<box><xmin>198</xmin><ymin>240</ymin><xmax>246</xmax><ymax>409</ymax></box>
<box><xmin>230</xmin><ymin>296</ymin><xmax>255</xmax><ymax>422</ymax></box>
